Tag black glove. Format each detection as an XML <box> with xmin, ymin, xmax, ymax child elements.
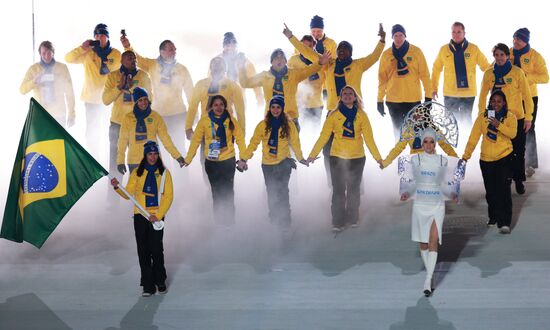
<box><xmin>117</xmin><ymin>164</ymin><xmax>127</xmax><ymax>175</ymax></box>
<box><xmin>377</xmin><ymin>102</ymin><xmax>385</xmax><ymax>116</ymax></box>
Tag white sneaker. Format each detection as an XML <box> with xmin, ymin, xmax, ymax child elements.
<box><xmin>332</xmin><ymin>226</ymin><xmax>342</xmax><ymax>232</ymax></box>
<box><xmin>499</xmin><ymin>226</ymin><xmax>511</xmax><ymax>234</ymax></box>
<box><xmin>526</xmin><ymin>167</ymin><xmax>535</xmax><ymax>178</ymax></box>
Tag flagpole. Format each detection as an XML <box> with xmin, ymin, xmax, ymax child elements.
<box><xmin>107</xmin><ymin>174</ymin><xmax>151</xmax><ymax>218</ymax></box>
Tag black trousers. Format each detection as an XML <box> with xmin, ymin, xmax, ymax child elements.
<box><xmin>480</xmin><ymin>154</ymin><xmax>513</xmax><ymax>227</ymax></box>
<box><xmin>511</xmin><ymin>119</ymin><xmax>526</xmax><ymax>183</ymax></box>
<box><xmin>262</xmin><ymin>160</ymin><xmax>292</xmax><ymax>229</ymax></box>
<box><xmin>134</xmin><ymin>214</ymin><xmax>166</xmax><ymax>292</ymax></box>
<box><xmin>109</xmin><ymin>122</ymin><xmax>121</xmax><ymax>174</ymax></box>
<box><xmin>205</xmin><ymin>157</ymin><xmax>236</xmax><ymax>225</ymax></box>
<box><xmin>444</xmin><ymin>96</ymin><xmax>475</xmax><ymax>127</ymax></box>
<box><xmin>329</xmin><ymin>156</ymin><xmax>366</xmax><ymax>227</ymax></box>
<box><xmin>525</xmin><ymin>96</ymin><xmax>539</xmax><ymax>168</ymax></box>
<box><xmin>386</xmin><ymin>101</ymin><xmax>421</xmax><ymax>141</ymax></box>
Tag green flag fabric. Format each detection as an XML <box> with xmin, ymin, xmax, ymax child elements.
<box><xmin>1</xmin><ymin>98</ymin><xmax>108</xmax><ymax>248</ymax></box>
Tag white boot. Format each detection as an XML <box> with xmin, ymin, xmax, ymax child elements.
<box><xmin>420</xmin><ymin>249</ymin><xmax>429</xmax><ymax>270</ymax></box>
<box><xmin>424</xmin><ymin>251</ymin><xmax>438</xmax><ymax>296</ymax></box>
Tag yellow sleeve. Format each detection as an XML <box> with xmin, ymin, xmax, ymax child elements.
<box><xmin>240</xmin><ymin>122</ymin><xmax>264</xmax><ymax>161</ymax></box>
<box><xmin>356</xmin><ymin>41</ymin><xmax>385</xmax><ymax>72</ymax></box>
<box><xmin>477</xmin><ymin>49</ymin><xmax>491</xmax><ymax>72</ymax></box>
<box><xmin>438</xmin><ymin>140</ymin><xmax>457</xmax><ymax>157</ymax></box>
<box><xmin>157</xmin><ymin>170</ymin><xmax>173</xmax><ymax>220</ymax></box>
<box><xmin>185</xmin><ymin>83</ymin><xmax>202</xmax><ymax>130</ymax></box>
<box><xmin>141</xmin><ymin>73</ymin><xmax>153</xmax><ymax>102</ymax></box>
<box><xmin>232</xmin><ymin>83</ymin><xmax>246</xmax><ymax>132</ymax></box>
<box><xmin>462</xmin><ymin>116</ymin><xmax>483</xmax><ymax>161</ymax></box>
<box><xmin>245</xmin><ymin>59</ymin><xmax>263</xmax><ymax>101</ymax></box>
<box><xmin>499</xmin><ymin>114</ymin><xmax>518</xmax><ymax>139</ymax></box>
<box><xmin>61</xmin><ymin>64</ymin><xmax>76</xmax><ymax>121</ymax></box>
<box><xmin>134</xmin><ymin>52</ymin><xmax>155</xmax><ymax>73</ymax></box>
<box><xmin>519</xmin><ymin>71</ymin><xmax>534</xmax><ymax>121</ymax></box>
<box><xmin>231</xmin><ymin>117</ymin><xmax>247</xmax><ymax>158</ymax></box>
<box><xmin>417</xmin><ymin>49</ymin><xmax>432</xmax><ymax>98</ymax></box>
<box><xmin>239</xmin><ymin>68</ymin><xmax>264</xmax><ymax>89</ymax></box>
<box><xmin>288</xmin><ymin>120</ymin><xmax>304</xmax><ymax>161</ymax></box>
<box><xmin>309</xmin><ymin>113</ymin><xmax>335</xmax><ymax>158</ymax></box>
<box><xmin>293</xmin><ymin>62</ymin><xmax>322</xmax><ymax>82</ymax></box>
<box><xmin>478</xmin><ymin>71</ymin><xmax>491</xmax><ymax>114</ymax></box>
<box><xmin>528</xmin><ymin>53</ymin><xmax>549</xmax><ymax>85</ymax></box>
<box><xmin>181</xmin><ymin>65</ymin><xmax>194</xmax><ymax>104</ymax></box>
<box><xmin>288</xmin><ymin>35</ymin><xmax>319</xmax><ymax>62</ymax></box>
<box><xmin>115</xmin><ymin>169</ymin><xmax>138</xmax><ymax>199</ymax></box>
<box><xmin>184</xmin><ymin>118</ymin><xmax>206</xmax><ymax>163</ymax></box>
<box><xmin>382</xmin><ymin>140</ymin><xmax>408</xmax><ymax>168</ymax></box>
<box><xmin>360</xmin><ymin>113</ymin><xmax>382</xmax><ymax>161</ymax></box>
<box><xmin>157</xmin><ymin>116</ymin><xmax>182</xmax><ymax>159</ymax></box>
<box><xmin>19</xmin><ymin>65</ymin><xmax>38</xmax><ymax>95</ymax></box>
<box><xmin>431</xmin><ymin>48</ymin><xmax>444</xmax><ymax>95</ymax></box>
<box><xmin>377</xmin><ymin>54</ymin><xmax>389</xmax><ymax>102</ymax></box>
<box><xmin>102</xmin><ymin>73</ymin><xmax>122</xmax><ymax>105</ymax></box>
<box><xmin>64</xmin><ymin>46</ymin><xmax>88</xmax><ymax>64</ymax></box>
<box><xmin>116</xmin><ymin>117</ymin><xmax>129</xmax><ymax>165</ymax></box>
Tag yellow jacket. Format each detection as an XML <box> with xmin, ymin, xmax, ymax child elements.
<box><xmin>509</xmin><ymin>47</ymin><xmax>549</xmax><ymax>97</ymax></box>
<box><xmin>478</xmin><ymin>65</ymin><xmax>534</xmax><ymax>121</ymax></box>
<box><xmin>115</xmin><ymin>167</ymin><xmax>173</xmax><ymax>219</ymax></box>
<box><xmin>310</xmin><ymin>108</ymin><xmax>382</xmax><ymax>160</ymax></box>
<box><xmin>431</xmin><ymin>42</ymin><xmax>490</xmax><ymax>97</ymax></box>
<box><xmin>314</xmin><ymin>34</ymin><xmax>337</xmax><ymax>59</ymax></box>
<box><xmin>20</xmin><ymin>61</ymin><xmax>75</xmax><ymax>121</ymax></box>
<box><xmin>463</xmin><ymin>111</ymin><xmax>517</xmax><ymax>162</ymax></box>
<box><xmin>241</xmin><ymin>119</ymin><xmax>304</xmax><ymax>165</ymax></box>
<box><xmin>102</xmin><ymin>69</ymin><xmax>153</xmax><ymax>124</ymax></box>
<box><xmin>117</xmin><ymin>110</ymin><xmax>182</xmax><ymax>165</ymax></box>
<box><xmin>382</xmin><ymin>132</ymin><xmax>457</xmax><ymax>168</ymax></box>
<box><xmin>126</xmin><ymin>48</ymin><xmax>194</xmax><ymax>116</ymax></box>
<box><xmin>288</xmin><ymin>53</ymin><xmax>326</xmax><ymax>109</ymax></box>
<box><xmin>290</xmin><ymin>36</ymin><xmax>384</xmax><ymax>110</ymax></box>
<box><xmin>378</xmin><ymin>44</ymin><xmax>431</xmax><ymax>103</ymax></box>
<box><xmin>65</xmin><ymin>46</ymin><xmax>121</xmax><ymax>104</ymax></box>
<box><xmin>185</xmin><ymin>77</ymin><xmax>245</xmax><ymax>131</ymax></box>
<box><xmin>239</xmin><ymin>62</ymin><xmax>321</xmax><ymax>119</ymax></box>
<box><xmin>185</xmin><ymin>114</ymin><xmax>246</xmax><ymax>163</ymax></box>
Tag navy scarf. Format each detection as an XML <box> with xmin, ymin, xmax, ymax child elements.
<box><xmin>449</xmin><ymin>39</ymin><xmax>469</xmax><ymax>88</ymax></box>
<box><xmin>157</xmin><ymin>56</ymin><xmax>177</xmax><ymax>85</ymax></box>
<box><xmin>208</xmin><ymin>111</ymin><xmax>228</xmax><ymax>148</ymax></box>
<box><xmin>339</xmin><ymin>103</ymin><xmax>357</xmax><ymax>138</ymax></box>
<box><xmin>492</xmin><ymin>61</ymin><xmax>513</xmax><ymax>93</ymax></box>
<box><xmin>487</xmin><ymin>106</ymin><xmax>508</xmax><ymax>141</ymax></box>
<box><xmin>92</xmin><ymin>40</ymin><xmax>113</xmax><ymax>75</ymax></box>
<box><xmin>315</xmin><ymin>35</ymin><xmax>326</xmax><ymax>54</ymax></box>
<box><xmin>513</xmin><ymin>44</ymin><xmax>531</xmax><ymax>68</ymax></box>
<box><xmin>299</xmin><ymin>54</ymin><xmax>320</xmax><ymax>81</ymax></box>
<box><xmin>270</xmin><ymin>66</ymin><xmax>288</xmax><ymax>96</ymax></box>
<box><xmin>133</xmin><ymin>104</ymin><xmax>151</xmax><ymax>142</ymax></box>
<box><xmin>143</xmin><ymin>163</ymin><xmax>159</xmax><ymax>208</ymax></box>
<box><xmin>334</xmin><ymin>57</ymin><xmax>353</xmax><ymax>96</ymax></box>
<box><xmin>392</xmin><ymin>41</ymin><xmax>410</xmax><ymax>76</ymax></box>
<box><xmin>39</xmin><ymin>58</ymin><xmax>56</xmax><ymax>103</ymax></box>
<box><xmin>268</xmin><ymin>115</ymin><xmax>283</xmax><ymax>156</ymax></box>
<box><xmin>120</xmin><ymin>66</ymin><xmax>138</xmax><ymax>102</ymax></box>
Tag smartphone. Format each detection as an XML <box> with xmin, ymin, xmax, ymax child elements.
<box><xmin>488</xmin><ymin>110</ymin><xmax>495</xmax><ymax>118</ymax></box>
<box><xmin>121</xmin><ymin>29</ymin><xmax>126</xmax><ymax>37</ymax></box>
<box><xmin>89</xmin><ymin>40</ymin><xmax>100</xmax><ymax>47</ymax></box>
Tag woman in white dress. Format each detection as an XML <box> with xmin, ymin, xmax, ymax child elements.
<box><xmin>400</xmin><ymin>128</ymin><xmax>458</xmax><ymax>297</ymax></box>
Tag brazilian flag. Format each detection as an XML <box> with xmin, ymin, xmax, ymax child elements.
<box><xmin>1</xmin><ymin>98</ymin><xmax>108</xmax><ymax>248</ymax></box>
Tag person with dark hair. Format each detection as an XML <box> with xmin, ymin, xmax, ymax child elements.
<box><xmin>307</xmin><ymin>86</ymin><xmax>383</xmax><ymax>231</ymax></box>
<box><xmin>183</xmin><ymin>95</ymin><xmax>246</xmax><ymax>225</ymax></box>
<box><xmin>186</xmin><ymin>57</ymin><xmax>245</xmax><ymax>140</ymax></box>
<box><xmin>121</xmin><ymin>36</ymin><xmax>194</xmax><ymax>156</ymax></box>
<box><xmin>65</xmin><ymin>23</ymin><xmax>121</xmax><ymax>157</ymax></box>
<box><xmin>509</xmin><ymin>28</ymin><xmax>549</xmax><ymax>177</ymax></box>
<box><xmin>431</xmin><ymin>22</ymin><xmax>490</xmax><ymax>129</ymax></box>
<box><xmin>117</xmin><ymin>87</ymin><xmax>184</xmax><ymax>175</ymax></box>
<box><xmin>377</xmin><ymin>24</ymin><xmax>431</xmax><ymax>141</ymax></box>
<box><xmin>463</xmin><ymin>90</ymin><xmax>517</xmax><ymax>234</ymax></box>
<box><xmin>478</xmin><ymin>43</ymin><xmax>533</xmax><ymax>194</ymax></box>
<box><xmin>103</xmin><ymin>50</ymin><xmax>152</xmax><ymax>176</ymax></box>
<box><xmin>218</xmin><ymin>32</ymin><xmax>264</xmax><ymax>107</ymax></box>
<box><xmin>20</xmin><ymin>41</ymin><xmax>76</xmax><ymax>127</ymax></box>
<box><xmin>110</xmin><ymin>140</ymin><xmax>173</xmax><ymax>297</ymax></box>
<box><xmin>238</xmin><ymin>95</ymin><xmax>306</xmax><ymax>233</ymax></box>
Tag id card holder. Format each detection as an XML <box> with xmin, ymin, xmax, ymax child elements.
<box><xmin>208</xmin><ymin>140</ymin><xmax>221</xmax><ymax>160</ymax></box>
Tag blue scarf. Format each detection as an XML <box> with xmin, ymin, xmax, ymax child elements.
<box><xmin>208</xmin><ymin>111</ymin><xmax>228</xmax><ymax>148</ymax></box>
<box><xmin>143</xmin><ymin>163</ymin><xmax>159</xmax><ymax>208</ymax></box>
<box><xmin>334</xmin><ymin>57</ymin><xmax>353</xmax><ymax>96</ymax></box>
<box><xmin>392</xmin><ymin>41</ymin><xmax>410</xmax><ymax>76</ymax></box>
<box><xmin>315</xmin><ymin>35</ymin><xmax>326</xmax><ymax>54</ymax></box>
<box><xmin>92</xmin><ymin>40</ymin><xmax>113</xmax><ymax>75</ymax></box>
<box><xmin>157</xmin><ymin>56</ymin><xmax>177</xmax><ymax>85</ymax></box>
<box><xmin>39</xmin><ymin>58</ymin><xmax>56</xmax><ymax>104</ymax></box>
<box><xmin>268</xmin><ymin>115</ymin><xmax>283</xmax><ymax>156</ymax></box>
<box><xmin>492</xmin><ymin>61</ymin><xmax>513</xmax><ymax>93</ymax></box>
<box><xmin>338</xmin><ymin>103</ymin><xmax>357</xmax><ymax>138</ymax></box>
<box><xmin>513</xmin><ymin>44</ymin><xmax>531</xmax><ymax>68</ymax></box>
<box><xmin>270</xmin><ymin>66</ymin><xmax>288</xmax><ymax>96</ymax></box>
<box><xmin>133</xmin><ymin>104</ymin><xmax>151</xmax><ymax>142</ymax></box>
<box><xmin>449</xmin><ymin>39</ymin><xmax>469</xmax><ymax>88</ymax></box>
<box><xmin>299</xmin><ymin>54</ymin><xmax>320</xmax><ymax>81</ymax></box>
<box><xmin>487</xmin><ymin>106</ymin><xmax>508</xmax><ymax>141</ymax></box>
<box><xmin>120</xmin><ymin>66</ymin><xmax>138</xmax><ymax>102</ymax></box>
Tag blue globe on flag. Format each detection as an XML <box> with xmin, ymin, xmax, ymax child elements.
<box><xmin>21</xmin><ymin>152</ymin><xmax>59</xmax><ymax>194</ymax></box>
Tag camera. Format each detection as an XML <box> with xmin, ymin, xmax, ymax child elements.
<box><xmin>121</xmin><ymin>29</ymin><xmax>126</xmax><ymax>37</ymax></box>
<box><xmin>487</xmin><ymin>110</ymin><xmax>495</xmax><ymax>119</ymax></box>
<box><xmin>89</xmin><ymin>40</ymin><xmax>100</xmax><ymax>47</ymax></box>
